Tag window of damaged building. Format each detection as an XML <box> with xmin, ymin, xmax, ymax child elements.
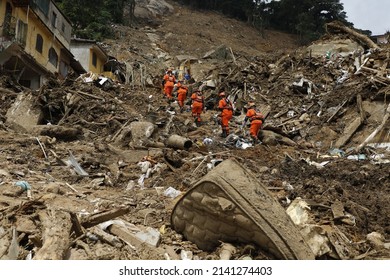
<box><xmin>59</xmin><ymin>60</ymin><xmax>68</xmax><ymax>78</ymax></box>
<box><xmin>34</xmin><ymin>0</ymin><xmax>50</xmax><ymax>16</ymax></box>
<box><xmin>92</xmin><ymin>52</ymin><xmax>97</xmax><ymax>67</ymax></box>
<box><xmin>51</xmin><ymin>11</ymin><xmax>57</xmax><ymax>27</ymax></box>
<box><xmin>35</xmin><ymin>34</ymin><xmax>43</xmax><ymax>53</ymax></box>
<box><xmin>48</xmin><ymin>47</ymin><xmax>58</xmax><ymax>67</ymax></box>
<box><xmin>16</xmin><ymin>19</ymin><xmax>27</xmax><ymax>46</ymax></box>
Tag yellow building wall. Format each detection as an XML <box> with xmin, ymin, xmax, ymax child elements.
<box><xmin>89</xmin><ymin>49</ymin><xmax>106</xmax><ymax>74</ymax></box>
<box><xmin>13</xmin><ymin>6</ymin><xmax>62</xmax><ymax>74</ymax></box>
<box><xmin>0</xmin><ymin>0</ymin><xmax>7</xmax><ymax>36</ymax></box>
<box><xmin>0</xmin><ymin>0</ymin><xmax>5</xmax><ymax>34</ymax></box>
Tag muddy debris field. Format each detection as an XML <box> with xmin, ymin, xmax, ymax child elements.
<box><xmin>1</xmin><ymin>7</ymin><xmax>390</xmax><ymax>260</ymax></box>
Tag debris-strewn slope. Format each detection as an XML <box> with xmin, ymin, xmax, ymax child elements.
<box><xmin>1</xmin><ymin>0</ymin><xmax>390</xmax><ymax>260</ymax></box>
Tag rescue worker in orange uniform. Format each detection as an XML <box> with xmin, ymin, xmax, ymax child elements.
<box><xmin>242</xmin><ymin>102</ymin><xmax>264</xmax><ymax>144</ymax></box>
<box><xmin>218</xmin><ymin>91</ymin><xmax>233</xmax><ymax>138</ymax></box>
<box><xmin>191</xmin><ymin>88</ymin><xmax>205</xmax><ymax>126</ymax></box>
<box><xmin>162</xmin><ymin>69</ymin><xmax>176</xmax><ymax>100</ymax></box>
<box><xmin>176</xmin><ymin>81</ymin><xmax>188</xmax><ymax>113</ymax></box>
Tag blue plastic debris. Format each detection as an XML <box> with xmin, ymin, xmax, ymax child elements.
<box><xmin>15</xmin><ymin>181</ymin><xmax>31</xmax><ymax>191</ymax></box>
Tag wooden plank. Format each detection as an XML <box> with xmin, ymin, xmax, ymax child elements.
<box><xmin>90</xmin><ymin>227</ymin><xmax>122</xmax><ymax>247</ymax></box>
<box><xmin>356</xmin><ymin>103</ymin><xmax>390</xmax><ymax>152</ymax></box>
<box><xmin>327</xmin><ymin>99</ymin><xmax>348</xmax><ymax>123</ymax></box>
<box><xmin>70</xmin><ymin>212</ymin><xmax>85</xmax><ymax>237</ymax></box>
<box><xmin>331</xmin><ymin>200</ymin><xmax>345</xmax><ymax>220</ymax></box>
<box><xmin>334</xmin><ymin>117</ymin><xmax>362</xmax><ymax>148</ymax></box>
<box><xmin>81</xmin><ymin>207</ymin><xmax>130</xmax><ymax>228</ymax></box>
<box><xmin>0</xmin><ymin>231</ymin><xmax>10</xmax><ymax>259</ymax></box>
<box><xmin>356</xmin><ymin>94</ymin><xmax>366</xmax><ymax>122</ymax></box>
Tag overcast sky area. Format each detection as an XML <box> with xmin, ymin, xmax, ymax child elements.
<box><xmin>340</xmin><ymin>0</ymin><xmax>390</xmax><ymax>35</ymax></box>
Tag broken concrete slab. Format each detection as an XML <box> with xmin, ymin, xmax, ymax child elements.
<box><xmin>107</xmin><ymin>219</ymin><xmax>161</xmax><ymax>248</ymax></box>
<box><xmin>5</xmin><ymin>92</ymin><xmax>43</xmax><ymax>133</ymax></box>
<box><xmin>129</xmin><ymin>121</ymin><xmax>155</xmax><ymax>145</ymax></box>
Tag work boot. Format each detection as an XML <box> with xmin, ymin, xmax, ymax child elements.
<box><xmin>220</xmin><ymin>130</ymin><xmax>227</xmax><ymax>138</ymax></box>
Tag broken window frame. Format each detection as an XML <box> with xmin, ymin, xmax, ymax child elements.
<box><xmin>16</xmin><ymin>19</ymin><xmax>27</xmax><ymax>47</ymax></box>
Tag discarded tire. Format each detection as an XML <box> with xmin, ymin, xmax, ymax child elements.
<box><xmin>171</xmin><ymin>158</ymin><xmax>315</xmax><ymax>260</ymax></box>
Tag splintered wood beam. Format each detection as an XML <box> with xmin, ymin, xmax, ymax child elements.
<box><xmin>334</xmin><ymin>117</ymin><xmax>362</xmax><ymax>148</ymax></box>
<box><xmin>69</xmin><ymin>212</ymin><xmax>84</xmax><ymax>237</ymax></box>
<box><xmin>356</xmin><ymin>94</ymin><xmax>366</xmax><ymax>122</ymax></box>
<box><xmin>81</xmin><ymin>207</ymin><xmax>131</xmax><ymax>228</ymax></box>
<box><xmin>327</xmin><ymin>99</ymin><xmax>348</xmax><ymax>123</ymax></box>
<box><xmin>356</xmin><ymin>103</ymin><xmax>390</xmax><ymax>152</ymax></box>
<box><xmin>90</xmin><ymin>227</ymin><xmax>122</xmax><ymax>247</ymax></box>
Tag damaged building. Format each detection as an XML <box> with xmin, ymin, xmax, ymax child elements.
<box><xmin>0</xmin><ymin>0</ymin><xmax>84</xmax><ymax>89</ymax></box>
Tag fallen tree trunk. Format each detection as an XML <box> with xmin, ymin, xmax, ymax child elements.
<box><xmin>34</xmin><ymin>209</ymin><xmax>72</xmax><ymax>260</ymax></box>
<box><xmin>32</xmin><ymin>125</ymin><xmax>83</xmax><ymax>141</ymax></box>
<box><xmin>326</xmin><ymin>21</ymin><xmax>379</xmax><ymax>50</ymax></box>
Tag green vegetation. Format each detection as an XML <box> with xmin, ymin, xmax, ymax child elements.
<box><xmin>54</xmin><ymin>0</ymin><xmax>134</xmax><ymax>41</ymax></box>
<box><xmin>55</xmin><ymin>0</ymin><xmax>370</xmax><ymax>44</ymax></box>
<box><xmin>175</xmin><ymin>0</ymin><xmax>354</xmax><ymax>43</ymax></box>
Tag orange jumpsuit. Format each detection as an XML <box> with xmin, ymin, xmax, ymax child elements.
<box><xmin>245</xmin><ymin>108</ymin><xmax>264</xmax><ymax>140</ymax></box>
<box><xmin>218</xmin><ymin>97</ymin><xmax>233</xmax><ymax>136</ymax></box>
<box><xmin>163</xmin><ymin>73</ymin><xmax>176</xmax><ymax>99</ymax></box>
<box><xmin>191</xmin><ymin>92</ymin><xmax>204</xmax><ymax>125</ymax></box>
<box><xmin>177</xmin><ymin>85</ymin><xmax>188</xmax><ymax>111</ymax></box>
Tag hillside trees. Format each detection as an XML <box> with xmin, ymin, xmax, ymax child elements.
<box><xmin>54</xmin><ymin>0</ymin><xmax>135</xmax><ymax>40</ymax></box>
<box><xmin>175</xmin><ymin>0</ymin><xmax>350</xmax><ymax>43</ymax></box>
<box><xmin>268</xmin><ymin>0</ymin><xmax>348</xmax><ymax>42</ymax></box>
<box><xmin>54</xmin><ymin>0</ymin><xmax>354</xmax><ymax>43</ymax></box>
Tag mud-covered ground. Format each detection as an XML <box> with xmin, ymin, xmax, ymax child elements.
<box><xmin>1</xmin><ymin>0</ymin><xmax>389</xmax><ymax>260</ymax></box>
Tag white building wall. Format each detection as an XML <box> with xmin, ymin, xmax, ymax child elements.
<box><xmin>70</xmin><ymin>45</ymin><xmax>90</xmax><ymax>72</ymax></box>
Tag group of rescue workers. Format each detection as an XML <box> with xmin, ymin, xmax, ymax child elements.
<box><xmin>162</xmin><ymin>68</ymin><xmax>265</xmax><ymax>144</ymax></box>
